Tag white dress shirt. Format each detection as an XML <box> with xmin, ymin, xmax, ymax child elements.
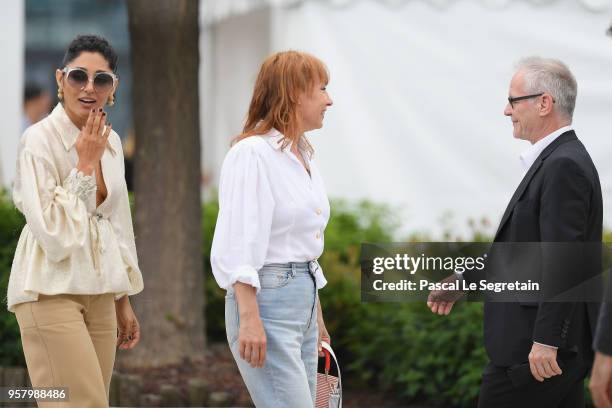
<box><xmin>7</xmin><ymin>103</ymin><xmax>144</xmax><ymax>312</ymax></box>
<box><xmin>210</xmin><ymin>128</ymin><xmax>330</xmax><ymax>292</ymax></box>
<box><xmin>520</xmin><ymin>126</ymin><xmax>573</xmax><ymax>171</ymax></box>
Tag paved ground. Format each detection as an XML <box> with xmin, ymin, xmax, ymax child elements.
<box><xmin>114</xmin><ymin>343</ymin><xmax>430</xmax><ymax>408</ymax></box>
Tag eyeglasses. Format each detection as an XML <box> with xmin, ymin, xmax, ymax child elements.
<box><xmin>62</xmin><ymin>67</ymin><xmax>117</xmax><ymax>92</ymax></box>
<box><xmin>507</xmin><ymin>93</ymin><xmax>544</xmax><ymax>108</ymax></box>
<box><xmin>507</xmin><ymin>93</ymin><xmax>543</xmax><ymax>108</ymax></box>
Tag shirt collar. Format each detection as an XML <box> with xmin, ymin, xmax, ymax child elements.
<box><xmin>263</xmin><ymin>127</ymin><xmax>309</xmax><ymax>156</ymax></box>
<box><xmin>519</xmin><ymin>125</ymin><xmax>573</xmax><ymax>170</ymax></box>
<box><xmin>263</xmin><ymin>128</ymin><xmax>285</xmax><ymax>150</ymax></box>
<box><xmin>49</xmin><ymin>103</ymin><xmax>116</xmax><ymax>156</ymax></box>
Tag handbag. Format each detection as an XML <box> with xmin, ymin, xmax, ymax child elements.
<box><xmin>315</xmin><ymin>341</ymin><xmax>342</xmax><ymax>408</ymax></box>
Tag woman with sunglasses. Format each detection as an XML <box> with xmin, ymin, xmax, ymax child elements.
<box><xmin>211</xmin><ymin>50</ymin><xmax>333</xmax><ymax>407</ymax></box>
<box><xmin>7</xmin><ymin>34</ymin><xmax>143</xmax><ymax>407</ymax></box>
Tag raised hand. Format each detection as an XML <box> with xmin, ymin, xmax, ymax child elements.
<box><xmin>75</xmin><ymin>108</ymin><xmax>111</xmax><ymax>175</ymax></box>
<box><xmin>426</xmin><ymin>274</ymin><xmax>466</xmax><ymax>315</ymax></box>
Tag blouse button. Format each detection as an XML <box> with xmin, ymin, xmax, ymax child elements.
<box><xmin>316</xmin><ymin>232</ymin><xmax>321</xmax><ymax>239</ymax></box>
<box><xmin>316</xmin><ymin>208</ymin><xmax>322</xmax><ymax>215</ymax></box>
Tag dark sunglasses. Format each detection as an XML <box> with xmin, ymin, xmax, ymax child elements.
<box><xmin>507</xmin><ymin>93</ymin><xmax>545</xmax><ymax>108</ymax></box>
<box><xmin>62</xmin><ymin>67</ymin><xmax>117</xmax><ymax>92</ymax></box>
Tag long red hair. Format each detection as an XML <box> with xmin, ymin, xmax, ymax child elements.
<box><xmin>233</xmin><ymin>50</ymin><xmax>329</xmax><ymax>155</ymax></box>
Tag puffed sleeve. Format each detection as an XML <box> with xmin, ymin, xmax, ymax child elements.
<box><xmin>108</xmin><ymin>145</ymin><xmax>144</xmax><ymax>299</ymax></box>
<box><xmin>210</xmin><ymin>142</ymin><xmax>275</xmax><ymax>292</ymax></box>
<box><xmin>12</xmin><ymin>147</ymin><xmax>96</xmax><ymax>263</ymax></box>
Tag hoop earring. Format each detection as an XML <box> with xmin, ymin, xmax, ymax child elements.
<box><xmin>107</xmin><ymin>94</ymin><xmax>115</xmax><ymax>106</ymax></box>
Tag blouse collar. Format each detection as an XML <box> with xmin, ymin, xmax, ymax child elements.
<box><xmin>49</xmin><ymin>103</ymin><xmax>116</xmax><ymax>156</ymax></box>
<box><xmin>263</xmin><ymin>127</ymin><xmax>310</xmax><ymax>158</ymax></box>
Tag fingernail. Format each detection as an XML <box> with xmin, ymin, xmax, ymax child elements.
<box><xmin>99</xmin><ymin>108</ymin><xmax>103</xmax><ymax>112</ymax></box>
<box><xmin>102</xmin><ymin>112</ymin><xmax>106</xmax><ymax>116</ymax></box>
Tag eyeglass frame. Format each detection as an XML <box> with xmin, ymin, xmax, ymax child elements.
<box><xmin>507</xmin><ymin>92</ymin><xmax>556</xmax><ymax>109</ymax></box>
<box><xmin>61</xmin><ymin>66</ymin><xmax>119</xmax><ymax>92</ymax></box>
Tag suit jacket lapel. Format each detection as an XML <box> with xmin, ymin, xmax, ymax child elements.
<box><xmin>494</xmin><ymin>158</ymin><xmax>542</xmax><ymax>240</ymax></box>
<box><xmin>493</xmin><ymin>131</ymin><xmax>577</xmax><ymax>241</ymax></box>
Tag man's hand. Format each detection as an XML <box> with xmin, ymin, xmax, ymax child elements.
<box><xmin>427</xmin><ymin>274</ymin><xmax>466</xmax><ymax>315</ymax></box>
<box><xmin>589</xmin><ymin>352</ymin><xmax>612</xmax><ymax>408</ymax></box>
<box><xmin>528</xmin><ymin>342</ymin><xmax>562</xmax><ymax>382</ymax></box>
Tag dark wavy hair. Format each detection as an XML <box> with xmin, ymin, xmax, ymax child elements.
<box><xmin>62</xmin><ymin>34</ymin><xmax>118</xmax><ymax>72</ymax></box>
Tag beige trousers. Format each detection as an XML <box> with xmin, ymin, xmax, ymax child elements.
<box><xmin>14</xmin><ymin>294</ymin><xmax>117</xmax><ymax>408</ymax></box>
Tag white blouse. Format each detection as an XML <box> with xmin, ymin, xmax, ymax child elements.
<box><xmin>210</xmin><ymin>128</ymin><xmax>330</xmax><ymax>292</ymax></box>
<box><xmin>6</xmin><ymin>103</ymin><xmax>144</xmax><ymax>312</ymax></box>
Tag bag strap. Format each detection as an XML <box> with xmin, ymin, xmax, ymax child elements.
<box><xmin>321</xmin><ymin>341</ymin><xmax>341</xmax><ymax>392</ymax></box>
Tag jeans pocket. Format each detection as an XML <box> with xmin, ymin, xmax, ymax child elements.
<box><xmin>259</xmin><ymin>270</ymin><xmax>292</xmax><ymax>289</ymax></box>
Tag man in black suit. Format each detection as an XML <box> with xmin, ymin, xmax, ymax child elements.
<box><xmin>588</xmin><ymin>25</ymin><xmax>612</xmax><ymax>408</ymax></box>
<box><xmin>428</xmin><ymin>57</ymin><xmax>602</xmax><ymax>407</ymax></box>
<box><xmin>591</xmin><ymin>289</ymin><xmax>612</xmax><ymax>407</ymax></box>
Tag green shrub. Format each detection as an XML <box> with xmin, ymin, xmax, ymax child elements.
<box><xmin>316</xmin><ymin>204</ymin><xmax>488</xmax><ymax>407</ymax></box>
<box><xmin>203</xmin><ymin>199</ymin><xmax>401</xmax><ymax>342</ymax></box>
<box><xmin>343</xmin><ymin>301</ymin><xmax>485</xmax><ymax>406</ymax></box>
<box><xmin>201</xmin><ymin>198</ymin><xmax>487</xmax><ymax>406</ymax></box>
<box><xmin>0</xmin><ymin>188</ymin><xmax>25</xmax><ymax>366</ymax></box>
<box><xmin>203</xmin><ymin>199</ymin><xmax>225</xmax><ymax>342</ymax></box>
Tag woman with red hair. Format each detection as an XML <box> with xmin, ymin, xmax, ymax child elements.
<box><xmin>211</xmin><ymin>50</ymin><xmax>333</xmax><ymax>407</ymax></box>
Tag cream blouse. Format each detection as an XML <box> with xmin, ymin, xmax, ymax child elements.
<box><xmin>6</xmin><ymin>103</ymin><xmax>144</xmax><ymax>312</ymax></box>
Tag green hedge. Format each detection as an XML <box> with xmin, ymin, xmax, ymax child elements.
<box><xmin>1</xmin><ymin>192</ymin><xmax>596</xmax><ymax>406</ymax></box>
<box><xmin>0</xmin><ymin>189</ymin><xmax>25</xmax><ymax>366</ymax></box>
<box><xmin>202</xmin><ymin>198</ymin><xmax>488</xmax><ymax>406</ymax></box>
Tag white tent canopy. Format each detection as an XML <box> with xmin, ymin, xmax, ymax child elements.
<box><xmin>202</xmin><ymin>0</ymin><xmax>612</xmax><ymax>25</ymax></box>
<box><xmin>201</xmin><ymin>0</ymin><xmax>612</xmax><ymax>236</ymax></box>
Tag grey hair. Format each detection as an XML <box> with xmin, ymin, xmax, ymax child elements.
<box><xmin>515</xmin><ymin>57</ymin><xmax>577</xmax><ymax>121</ymax></box>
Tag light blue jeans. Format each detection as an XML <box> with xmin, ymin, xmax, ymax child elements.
<box><xmin>225</xmin><ymin>262</ymin><xmax>319</xmax><ymax>408</ymax></box>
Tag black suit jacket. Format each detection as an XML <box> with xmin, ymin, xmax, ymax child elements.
<box><xmin>465</xmin><ymin>131</ymin><xmax>603</xmax><ymax>367</ymax></box>
<box><xmin>595</xmin><ymin>276</ymin><xmax>612</xmax><ymax>355</ymax></box>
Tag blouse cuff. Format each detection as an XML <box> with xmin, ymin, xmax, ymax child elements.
<box><xmin>114</xmin><ymin>292</ymin><xmax>128</xmax><ymax>300</ymax></box>
<box><xmin>64</xmin><ymin>168</ymin><xmax>97</xmax><ymax>205</ymax></box>
<box><xmin>228</xmin><ymin>265</ymin><xmax>262</xmax><ymax>293</ymax></box>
